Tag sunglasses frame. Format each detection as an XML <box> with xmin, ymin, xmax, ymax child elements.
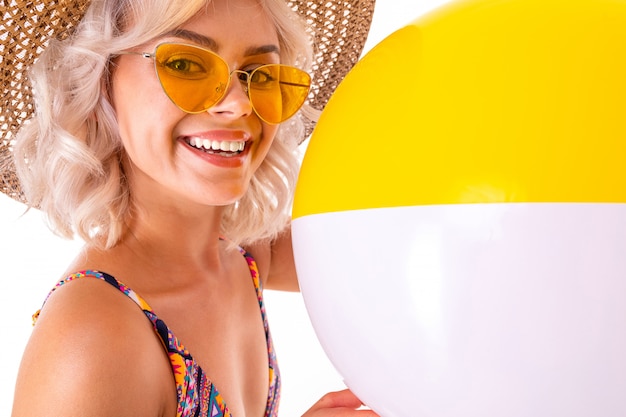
<box><xmin>118</xmin><ymin>42</ymin><xmax>312</xmax><ymax>124</ymax></box>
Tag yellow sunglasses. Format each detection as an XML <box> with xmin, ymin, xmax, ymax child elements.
<box><xmin>120</xmin><ymin>43</ymin><xmax>312</xmax><ymax>124</ymax></box>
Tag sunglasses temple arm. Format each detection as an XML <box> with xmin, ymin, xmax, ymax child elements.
<box><xmin>279</xmin><ymin>81</ymin><xmax>311</xmax><ymax>88</ymax></box>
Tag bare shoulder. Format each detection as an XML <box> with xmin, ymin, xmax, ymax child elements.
<box><xmin>12</xmin><ymin>276</ymin><xmax>176</xmax><ymax>417</ymax></box>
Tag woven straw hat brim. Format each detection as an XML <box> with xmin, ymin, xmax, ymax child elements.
<box><xmin>0</xmin><ymin>0</ymin><xmax>375</xmax><ymax>203</ymax></box>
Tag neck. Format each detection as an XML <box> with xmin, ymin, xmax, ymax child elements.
<box><xmin>119</xmin><ymin>201</ymin><xmax>227</xmax><ymax>272</ymax></box>
<box><xmin>70</xmin><ymin>200</ymin><xmax>233</xmax><ymax>293</ymax></box>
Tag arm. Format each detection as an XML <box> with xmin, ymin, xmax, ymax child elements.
<box><xmin>266</xmin><ymin>225</ymin><xmax>299</xmax><ymax>291</ymax></box>
<box><xmin>247</xmin><ymin>224</ymin><xmax>300</xmax><ymax>292</ymax></box>
<box><xmin>11</xmin><ymin>279</ymin><xmax>175</xmax><ymax>417</ymax></box>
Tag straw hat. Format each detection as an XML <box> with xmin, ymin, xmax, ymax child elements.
<box><xmin>0</xmin><ymin>0</ymin><xmax>376</xmax><ymax>203</ymax></box>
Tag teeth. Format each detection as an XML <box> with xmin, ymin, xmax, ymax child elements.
<box><xmin>188</xmin><ymin>137</ymin><xmax>245</xmax><ymax>153</ymax></box>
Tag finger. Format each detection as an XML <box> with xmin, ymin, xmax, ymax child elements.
<box><xmin>315</xmin><ymin>389</ymin><xmax>365</xmax><ymax>409</ymax></box>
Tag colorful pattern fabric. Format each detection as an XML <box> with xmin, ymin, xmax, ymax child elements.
<box><xmin>33</xmin><ymin>247</ymin><xmax>280</xmax><ymax>417</ymax></box>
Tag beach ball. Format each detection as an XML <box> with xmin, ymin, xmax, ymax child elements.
<box><xmin>292</xmin><ymin>0</ymin><xmax>626</xmax><ymax>416</ymax></box>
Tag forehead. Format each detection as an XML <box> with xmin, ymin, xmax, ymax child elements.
<box><xmin>179</xmin><ymin>0</ymin><xmax>280</xmax><ymax>53</ymax></box>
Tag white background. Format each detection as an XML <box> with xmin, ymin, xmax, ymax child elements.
<box><xmin>0</xmin><ymin>1</ymin><xmax>449</xmax><ymax>415</ymax></box>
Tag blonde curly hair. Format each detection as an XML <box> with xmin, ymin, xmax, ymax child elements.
<box><xmin>13</xmin><ymin>0</ymin><xmax>315</xmax><ymax>249</ymax></box>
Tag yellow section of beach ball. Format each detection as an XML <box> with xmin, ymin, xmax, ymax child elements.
<box><xmin>293</xmin><ymin>0</ymin><xmax>626</xmax><ymax>219</ymax></box>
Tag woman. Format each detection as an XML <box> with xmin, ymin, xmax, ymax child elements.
<box><xmin>1</xmin><ymin>0</ymin><xmax>378</xmax><ymax>416</ymax></box>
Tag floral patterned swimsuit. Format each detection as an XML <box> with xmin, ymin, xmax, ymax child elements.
<box><xmin>33</xmin><ymin>247</ymin><xmax>280</xmax><ymax>417</ymax></box>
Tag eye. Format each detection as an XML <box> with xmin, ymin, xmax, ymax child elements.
<box><xmin>249</xmin><ymin>67</ymin><xmax>276</xmax><ymax>85</ymax></box>
<box><xmin>159</xmin><ymin>54</ymin><xmax>208</xmax><ymax>80</ymax></box>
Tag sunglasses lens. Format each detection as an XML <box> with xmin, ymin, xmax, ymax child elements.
<box><xmin>153</xmin><ymin>44</ymin><xmax>311</xmax><ymax>122</ymax></box>
<box><xmin>248</xmin><ymin>65</ymin><xmax>311</xmax><ymax>124</ymax></box>
<box><xmin>154</xmin><ymin>43</ymin><xmax>229</xmax><ymax>113</ymax></box>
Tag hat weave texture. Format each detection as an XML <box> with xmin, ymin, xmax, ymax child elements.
<box><xmin>0</xmin><ymin>0</ymin><xmax>375</xmax><ymax>203</ymax></box>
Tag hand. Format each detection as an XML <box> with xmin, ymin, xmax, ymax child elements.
<box><xmin>302</xmin><ymin>389</ymin><xmax>380</xmax><ymax>417</ymax></box>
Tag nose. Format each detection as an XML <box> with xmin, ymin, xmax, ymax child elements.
<box><xmin>208</xmin><ymin>71</ymin><xmax>253</xmax><ymax>119</ymax></box>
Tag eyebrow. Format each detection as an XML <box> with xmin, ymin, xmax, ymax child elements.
<box><xmin>163</xmin><ymin>29</ymin><xmax>280</xmax><ymax>57</ymax></box>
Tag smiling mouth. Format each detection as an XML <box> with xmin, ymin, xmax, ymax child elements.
<box><xmin>186</xmin><ymin>137</ymin><xmax>246</xmax><ymax>156</ymax></box>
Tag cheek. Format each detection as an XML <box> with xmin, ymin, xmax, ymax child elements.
<box><xmin>263</xmin><ymin>123</ymin><xmax>280</xmax><ymax>145</ymax></box>
<box><xmin>254</xmin><ymin>123</ymin><xmax>280</xmax><ymax>161</ymax></box>
<box><xmin>110</xmin><ymin>59</ymin><xmax>175</xmax><ymax>144</ymax></box>
<box><xmin>112</xmin><ymin>63</ymin><xmax>142</xmax><ymax>137</ymax></box>
<box><xmin>111</xmin><ymin>58</ymin><xmax>151</xmax><ymax>113</ymax></box>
